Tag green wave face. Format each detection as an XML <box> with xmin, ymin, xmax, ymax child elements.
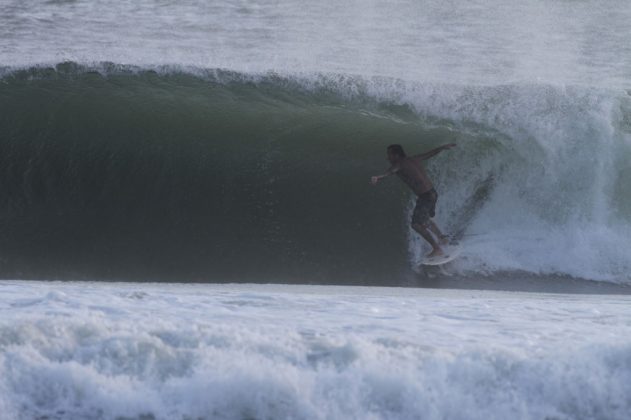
<box><xmin>0</xmin><ymin>64</ymin><xmax>461</xmax><ymax>282</ymax></box>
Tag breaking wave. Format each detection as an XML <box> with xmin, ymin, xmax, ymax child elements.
<box><xmin>0</xmin><ymin>62</ymin><xmax>630</xmax><ymax>284</ymax></box>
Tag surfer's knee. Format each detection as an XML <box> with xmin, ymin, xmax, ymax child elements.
<box><xmin>412</xmin><ymin>222</ymin><xmax>429</xmax><ymax>231</ymax></box>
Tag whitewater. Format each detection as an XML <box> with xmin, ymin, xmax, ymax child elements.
<box><xmin>2</xmin><ymin>0</ymin><xmax>631</xmax><ymax>418</ymax></box>
<box><xmin>1</xmin><ymin>281</ymin><xmax>631</xmax><ymax>420</ymax></box>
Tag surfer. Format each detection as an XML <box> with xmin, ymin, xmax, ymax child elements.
<box><xmin>371</xmin><ymin>143</ymin><xmax>456</xmax><ymax>258</ymax></box>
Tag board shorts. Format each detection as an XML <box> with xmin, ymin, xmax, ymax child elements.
<box><xmin>411</xmin><ymin>188</ymin><xmax>437</xmax><ymax>226</ymax></box>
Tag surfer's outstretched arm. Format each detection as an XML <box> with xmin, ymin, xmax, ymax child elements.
<box><xmin>370</xmin><ymin>166</ymin><xmax>399</xmax><ymax>185</ymax></box>
<box><xmin>413</xmin><ymin>143</ymin><xmax>456</xmax><ymax>161</ymax></box>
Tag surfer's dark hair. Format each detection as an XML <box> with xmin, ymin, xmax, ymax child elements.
<box><xmin>387</xmin><ymin>144</ymin><xmax>406</xmax><ymax>157</ymax></box>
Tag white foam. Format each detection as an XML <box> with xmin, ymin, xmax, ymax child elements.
<box><xmin>1</xmin><ymin>281</ymin><xmax>630</xmax><ymax>419</ymax></box>
<box><xmin>383</xmin><ymin>82</ymin><xmax>631</xmax><ymax>283</ymax></box>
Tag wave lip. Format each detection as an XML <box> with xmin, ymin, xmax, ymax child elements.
<box><xmin>1</xmin><ymin>63</ymin><xmax>630</xmax><ymax>284</ymax></box>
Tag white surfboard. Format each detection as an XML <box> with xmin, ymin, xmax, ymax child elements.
<box><xmin>421</xmin><ymin>244</ymin><xmax>461</xmax><ymax>266</ymax></box>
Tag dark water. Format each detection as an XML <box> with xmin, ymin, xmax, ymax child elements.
<box><xmin>0</xmin><ymin>64</ymin><xmax>450</xmax><ymax>282</ymax></box>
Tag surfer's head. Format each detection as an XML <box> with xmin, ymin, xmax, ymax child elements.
<box><xmin>387</xmin><ymin>144</ymin><xmax>406</xmax><ymax>164</ymax></box>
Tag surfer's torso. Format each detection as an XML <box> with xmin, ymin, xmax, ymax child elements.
<box><xmin>390</xmin><ymin>156</ymin><xmax>433</xmax><ymax>196</ymax></box>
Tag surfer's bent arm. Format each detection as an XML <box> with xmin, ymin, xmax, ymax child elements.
<box><xmin>413</xmin><ymin>143</ymin><xmax>457</xmax><ymax>161</ymax></box>
<box><xmin>370</xmin><ymin>166</ymin><xmax>399</xmax><ymax>185</ymax></box>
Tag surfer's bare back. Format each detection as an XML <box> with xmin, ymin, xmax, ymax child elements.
<box><xmin>371</xmin><ymin>143</ymin><xmax>456</xmax><ymax>258</ymax></box>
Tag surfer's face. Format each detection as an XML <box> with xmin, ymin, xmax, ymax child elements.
<box><xmin>387</xmin><ymin>150</ymin><xmax>401</xmax><ymax>165</ymax></box>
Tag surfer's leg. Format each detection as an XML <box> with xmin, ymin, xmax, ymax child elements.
<box><xmin>428</xmin><ymin>220</ymin><xmax>449</xmax><ymax>245</ymax></box>
<box><xmin>424</xmin><ymin>190</ymin><xmax>449</xmax><ymax>245</ymax></box>
<box><xmin>412</xmin><ymin>223</ymin><xmax>443</xmax><ymax>257</ymax></box>
<box><xmin>412</xmin><ymin>195</ymin><xmax>444</xmax><ymax>257</ymax></box>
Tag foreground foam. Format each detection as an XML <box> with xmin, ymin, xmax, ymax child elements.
<box><xmin>1</xmin><ymin>281</ymin><xmax>630</xmax><ymax>419</ymax></box>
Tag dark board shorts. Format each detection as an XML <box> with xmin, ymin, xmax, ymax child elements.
<box><xmin>412</xmin><ymin>188</ymin><xmax>437</xmax><ymax>226</ymax></box>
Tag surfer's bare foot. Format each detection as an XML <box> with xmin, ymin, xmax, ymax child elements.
<box><xmin>439</xmin><ymin>235</ymin><xmax>450</xmax><ymax>246</ymax></box>
<box><xmin>427</xmin><ymin>248</ymin><xmax>444</xmax><ymax>258</ymax></box>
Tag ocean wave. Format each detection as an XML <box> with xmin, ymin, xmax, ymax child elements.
<box><xmin>0</xmin><ymin>62</ymin><xmax>630</xmax><ymax>284</ymax></box>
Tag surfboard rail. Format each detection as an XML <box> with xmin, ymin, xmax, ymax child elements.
<box><xmin>420</xmin><ymin>244</ymin><xmax>461</xmax><ymax>266</ymax></box>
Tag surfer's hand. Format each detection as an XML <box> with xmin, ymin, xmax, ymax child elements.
<box><xmin>370</xmin><ymin>176</ymin><xmax>380</xmax><ymax>185</ymax></box>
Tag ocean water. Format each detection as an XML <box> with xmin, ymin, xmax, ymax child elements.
<box><xmin>2</xmin><ymin>1</ymin><xmax>631</xmax><ymax>418</ymax></box>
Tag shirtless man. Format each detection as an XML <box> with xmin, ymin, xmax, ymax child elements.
<box><xmin>371</xmin><ymin>143</ymin><xmax>456</xmax><ymax>257</ymax></box>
